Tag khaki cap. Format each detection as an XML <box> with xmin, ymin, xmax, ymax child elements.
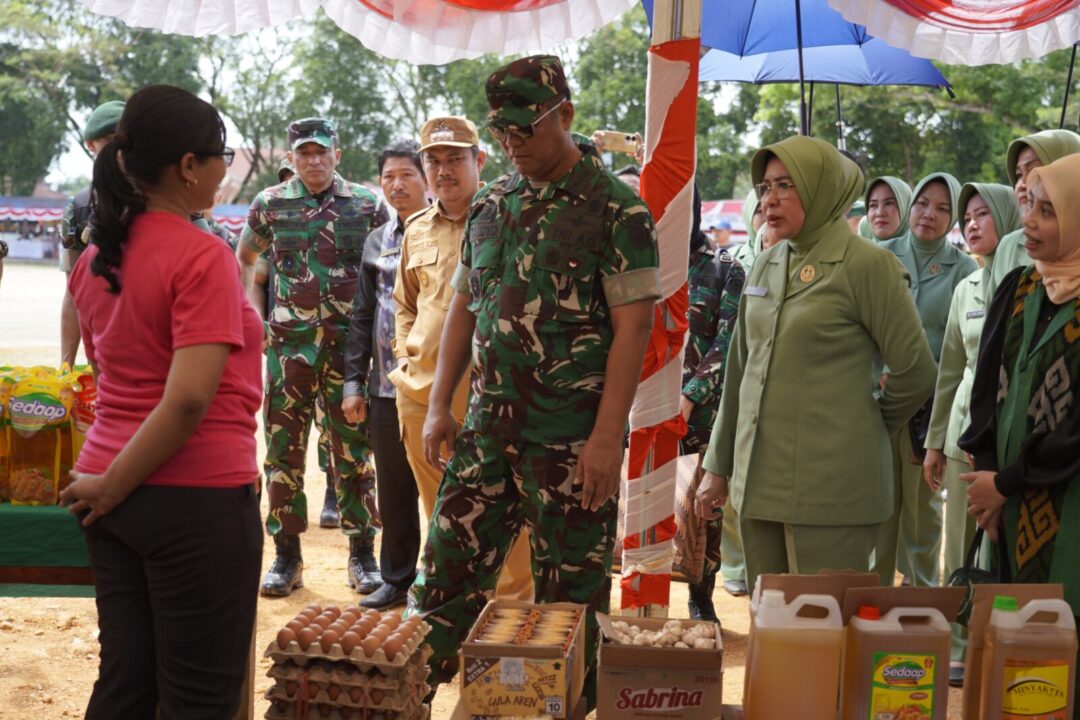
<box><xmin>419</xmin><ymin>116</ymin><xmax>479</xmax><ymax>152</ymax></box>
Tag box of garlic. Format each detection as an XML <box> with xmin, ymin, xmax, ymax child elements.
<box><xmin>595</xmin><ymin>613</ymin><xmax>723</xmax><ymax>720</ymax></box>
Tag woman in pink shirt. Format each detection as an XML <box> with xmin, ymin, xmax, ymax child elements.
<box><xmin>61</xmin><ymin>85</ymin><xmax>263</xmax><ymax>720</ymax></box>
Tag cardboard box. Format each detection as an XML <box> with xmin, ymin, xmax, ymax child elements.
<box><xmin>841</xmin><ymin>586</ymin><xmax>966</xmax><ymax>623</ymax></box>
<box><xmin>596</xmin><ymin>613</ymin><xmax>724</xmax><ymax>719</ymax></box>
<box><xmin>450</xmin><ymin>696</ymin><xmax>587</xmax><ymax>720</ymax></box>
<box><xmin>460</xmin><ymin>600</ymin><xmax>585</xmax><ymax>718</ymax></box>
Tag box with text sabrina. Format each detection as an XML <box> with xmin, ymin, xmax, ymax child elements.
<box><xmin>596</xmin><ymin>612</ymin><xmax>724</xmax><ymax>720</ymax></box>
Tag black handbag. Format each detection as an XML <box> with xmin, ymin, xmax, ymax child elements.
<box><xmin>948</xmin><ymin>524</ymin><xmax>1013</xmax><ymax>626</ymax></box>
<box><xmin>907</xmin><ymin>396</ymin><xmax>934</xmax><ymax>465</ymax></box>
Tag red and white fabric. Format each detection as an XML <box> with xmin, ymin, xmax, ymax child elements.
<box><xmin>828</xmin><ymin>0</ymin><xmax>1080</xmax><ymax>65</ymax></box>
<box><xmin>621</xmin><ymin>36</ymin><xmax>699</xmax><ymax>613</ymax></box>
<box><xmin>0</xmin><ymin>207</ymin><xmax>65</xmax><ymax>222</ymax></box>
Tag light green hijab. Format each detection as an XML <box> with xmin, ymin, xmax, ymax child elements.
<box><xmin>864</xmin><ymin>176</ymin><xmax>913</xmax><ymax>243</ymax></box>
<box><xmin>957</xmin><ymin>182</ymin><xmax>1022</xmax><ymax>279</ymax></box>
<box><xmin>750</xmin><ymin>136</ymin><xmax>863</xmax><ymax>255</ymax></box>
<box><xmin>908</xmin><ymin>172</ymin><xmax>961</xmax><ymax>255</ymax></box>
<box><xmin>1005</xmin><ymin>129</ymin><xmax>1080</xmax><ymax>185</ymax></box>
<box><xmin>741</xmin><ymin>187</ymin><xmax>760</xmax><ymax>241</ymax></box>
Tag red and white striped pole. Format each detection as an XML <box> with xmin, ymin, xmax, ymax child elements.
<box><xmin>621</xmin><ymin>0</ymin><xmax>701</xmax><ymax>616</ymax></box>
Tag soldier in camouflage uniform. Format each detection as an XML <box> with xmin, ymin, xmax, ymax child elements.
<box><xmin>237</xmin><ymin>117</ymin><xmax>388</xmax><ymax>597</ymax></box>
<box><xmin>0</xmin><ymin>237</ymin><xmax>7</xmax><ymax>289</ymax></box>
<box><xmin>414</xmin><ymin>55</ymin><xmax>661</xmax><ymax>705</ymax></box>
<box><xmin>681</xmin><ymin>210</ymin><xmax>746</xmax><ymax>619</ymax></box>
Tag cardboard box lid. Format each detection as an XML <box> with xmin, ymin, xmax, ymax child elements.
<box><xmin>596</xmin><ymin>613</ymin><xmax>723</xmax><ymax>671</ymax></box>
<box><xmin>756</xmin><ymin>570</ymin><xmax>879</xmax><ymax>611</ymax></box>
<box><xmin>842</xmin><ymin>586</ymin><xmax>967</xmax><ymax>623</ymax></box>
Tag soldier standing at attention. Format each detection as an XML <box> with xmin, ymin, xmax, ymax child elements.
<box><xmin>237</xmin><ymin>118</ymin><xmax>388</xmax><ymax>597</ymax></box>
<box><xmin>60</xmin><ymin>100</ymin><xmax>125</xmax><ymax>368</ymax></box>
<box><xmin>416</xmin><ymin>55</ymin><xmax>660</xmax><ymax>703</ymax></box>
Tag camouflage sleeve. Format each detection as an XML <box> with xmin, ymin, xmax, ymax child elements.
<box><xmin>450</xmin><ymin>206</ymin><xmax>476</xmax><ymax>296</ymax></box>
<box><xmin>683</xmin><ymin>259</ymin><xmax>746</xmax><ymax>406</ymax></box>
<box><xmin>60</xmin><ymin>197</ymin><xmax>76</xmax><ymax>247</ymax></box>
<box><xmin>599</xmin><ymin>200</ymin><xmax>661</xmax><ymax>307</ymax></box>
<box><xmin>238</xmin><ymin>192</ymin><xmax>272</xmax><ymax>253</ymax></box>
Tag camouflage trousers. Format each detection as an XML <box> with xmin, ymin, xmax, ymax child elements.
<box><xmin>264</xmin><ymin>340</ymin><xmax>378</xmax><ymax>539</ymax></box>
<box><xmin>410</xmin><ymin>430</ymin><xmax>617</xmax><ymax>702</ymax></box>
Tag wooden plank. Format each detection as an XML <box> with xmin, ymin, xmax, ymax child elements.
<box><xmin>0</xmin><ymin>565</ymin><xmax>94</xmax><ymax>585</ymax></box>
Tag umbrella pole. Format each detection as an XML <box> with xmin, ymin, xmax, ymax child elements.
<box><xmin>1062</xmin><ymin>43</ymin><xmax>1078</xmax><ymax>129</ymax></box>
<box><xmin>808</xmin><ymin>81</ymin><xmax>815</xmax><ymax>135</ymax></box>
<box><xmin>795</xmin><ymin>0</ymin><xmax>808</xmax><ymax>135</ymax></box>
<box><xmin>835</xmin><ymin>84</ymin><xmax>846</xmax><ymax>151</ymax></box>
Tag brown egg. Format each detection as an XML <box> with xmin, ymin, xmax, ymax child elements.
<box><xmin>328</xmin><ymin>621</ymin><xmax>348</xmax><ymax>636</ymax></box>
<box><xmin>311</xmin><ymin>616</ymin><xmax>333</xmax><ymax>630</ymax></box>
<box><xmin>286</xmin><ymin>619</ymin><xmax>306</xmax><ymax>634</ymax></box>
<box><xmin>361</xmin><ymin>635</ymin><xmax>381</xmax><ymax>657</ymax></box>
<box><xmin>324</xmin><ymin>604</ymin><xmax>341</xmax><ymax>617</ymax></box>
<box><xmin>327</xmin><ymin>684</ymin><xmax>341</xmax><ymax>701</ymax></box>
<box><xmin>339</xmin><ymin>708</ymin><xmax>354</xmax><ymax>719</ymax></box>
<box><xmin>361</xmin><ymin>609</ymin><xmax>380</xmax><ymax>623</ymax></box>
<box><xmin>340</xmin><ymin>631</ymin><xmax>361</xmax><ymax>655</ymax></box>
<box><xmin>297</xmin><ymin>627</ymin><xmax>317</xmax><ymax>651</ymax></box>
<box><xmin>307</xmin><ymin>682</ymin><xmax>319</xmax><ymax>700</ymax></box>
<box><xmin>370</xmin><ymin>627</ymin><xmax>390</xmax><ymax>642</ymax></box>
<box><xmin>381</xmin><ymin>614</ymin><xmax>401</xmax><ymax>631</ymax></box>
<box><xmin>318</xmin><ymin>703</ymin><xmax>333</xmax><ymax>718</ymax></box>
<box><xmin>339</xmin><ymin>612</ymin><xmax>358</xmax><ymax>627</ymax></box>
<box><xmin>355</xmin><ymin>619</ymin><xmax>375</xmax><ymax>636</ymax></box>
<box><xmin>276</xmin><ymin>627</ymin><xmax>296</xmax><ymax>648</ymax></box>
<box><xmin>299</xmin><ymin>609</ymin><xmax>318</xmax><ymax>622</ymax></box>
<box><xmin>382</xmin><ymin>635</ymin><xmax>405</xmax><ymax>661</ymax></box>
<box><xmin>285</xmin><ymin>680</ymin><xmax>298</xmax><ymax>697</ymax></box>
<box><xmin>370</xmin><ymin>688</ymin><xmax>385</xmax><ymax>704</ymax></box>
<box><xmin>305</xmin><ymin>603</ymin><xmax>323</xmax><ymax>614</ymax></box>
<box><xmin>320</xmin><ymin>629</ymin><xmax>340</xmax><ymax>653</ymax></box>
<box><xmin>349</xmin><ymin>686</ymin><xmax>363</xmax><ymax>703</ymax></box>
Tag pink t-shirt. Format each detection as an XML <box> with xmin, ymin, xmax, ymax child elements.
<box><xmin>69</xmin><ymin>211</ymin><xmax>263</xmax><ymax>488</ymax></box>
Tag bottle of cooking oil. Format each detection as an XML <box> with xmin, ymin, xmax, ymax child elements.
<box><xmin>839</xmin><ymin>604</ymin><xmax>950</xmax><ymax>720</ymax></box>
<box><xmin>980</xmin><ymin>595</ymin><xmax>1077</xmax><ymax>720</ymax></box>
<box><xmin>744</xmin><ymin>589</ymin><xmax>843</xmax><ymax>720</ymax></box>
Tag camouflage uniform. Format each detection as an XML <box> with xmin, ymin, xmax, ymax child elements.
<box><xmin>412</xmin><ymin>55</ymin><xmax>661</xmax><ymax>698</ymax></box>
<box><xmin>59</xmin><ymin>187</ymin><xmax>92</xmax><ymax>273</ymax></box>
<box><xmin>682</xmin><ymin>242</ymin><xmax>745</xmax><ymax>579</ymax></box>
<box><xmin>240</xmin><ymin>172</ymin><xmax>387</xmax><ymax>538</ymax></box>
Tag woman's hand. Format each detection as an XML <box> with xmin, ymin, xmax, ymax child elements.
<box><xmin>59</xmin><ymin>471</ymin><xmax>127</xmax><ymax>527</ymax></box>
<box><xmin>679</xmin><ymin>395</ymin><xmax>695</xmax><ymax>423</ymax></box>
<box><xmin>694</xmin><ymin>472</ymin><xmax>729</xmax><ymax>521</ymax></box>
<box><xmin>923</xmin><ymin>449</ymin><xmax>946</xmax><ymax>492</ymax></box>
<box><xmin>961</xmin><ymin>470</ymin><xmax>1006</xmax><ymax>538</ymax></box>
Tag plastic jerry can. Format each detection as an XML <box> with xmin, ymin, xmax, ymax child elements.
<box><xmin>839</xmin><ymin>604</ymin><xmax>950</xmax><ymax>720</ymax></box>
<box><xmin>980</xmin><ymin>595</ymin><xmax>1077</xmax><ymax>720</ymax></box>
<box><xmin>744</xmin><ymin>589</ymin><xmax>844</xmax><ymax>720</ymax></box>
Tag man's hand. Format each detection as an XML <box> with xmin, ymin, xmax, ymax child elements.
<box><xmin>574</xmin><ymin>433</ymin><xmax>623</xmax><ymax>511</ymax></box>
<box><xmin>60</xmin><ymin>471</ymin><xmax>125</xmax><ymax>527</ymax></box>
<box><xmin>343</xmin><ymin>396</ymin><xmax>367</xmax><ymax>424</ymax></box>
<box><xmin>694</xmin><ymin>472</ymin><xmax>729</xmax><ymax>521</ymax></box>
<box><xmin>923</xmin><ymin>448</ymin><xmax>946</xmax><ymax>492</ymax></box>
<box><xmin>423</xmin><ymin>405</ymin><xmax>458</xmax><ymax>471</ymax></box>
<box><xmin>679</xmin><ymin>395</ymin><xmax>695</xmax><ymax>423</ymax></box>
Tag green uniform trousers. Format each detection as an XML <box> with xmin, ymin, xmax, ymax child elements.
<box><xmin>740</xmin><ymin>517</ymin><xmax>879</xmax><ymax>595</ymax></box>
<box><xmin>410</xmin><ymin>430</ymin><xmax>617</xmax><ymax>706</ymax></box>
<box><xmin>943</xmin><ymin>454</ymin><xmax>978</xmax><ymax>661</ymax></box>
<box><xmin>874</xmin><ymin>428</ymin><xmax>943</xmax><ymax>587</ymax></box>
<box><xmin>264</xmin><ymin>340</ymin><xmax>377</xmax><ymax>538</ymax></box>
<box><xmin>718</xmin><ymin>499</ymin><xmax>746</xmax><ymax>583</ymax></box>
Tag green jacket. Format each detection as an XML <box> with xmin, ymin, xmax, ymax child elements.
<box><xmin>703</xmin><ymin>136</ymin><xmax>937</xmax><ymax>526</ymax></box>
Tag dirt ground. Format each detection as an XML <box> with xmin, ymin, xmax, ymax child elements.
<box><xmin>0</xmin><ymin>262</ymin><xmax>964</xmax><ymax>718</ymax></box>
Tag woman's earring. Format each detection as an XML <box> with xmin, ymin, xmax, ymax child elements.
<box><xmin>185</xmin><ymin>181</ymin><xmax>192</xmax><ymax>189</ymax></box>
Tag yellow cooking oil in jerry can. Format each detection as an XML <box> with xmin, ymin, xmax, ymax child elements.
<box><xmin>839</xmin><ymin>604</ymin><xmax>950</xmax><ymax>720</ymax></box>
<box><xmin>744</xmin><ymin>589</ymin><xmax>843</xmax><ymax>720</ymax></box>
<box><xmin>980</xmin><ymin>595</ymin><xmax>1077</xmax><ymax>720</ymax></box>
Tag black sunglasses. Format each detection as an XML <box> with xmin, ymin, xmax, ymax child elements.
<box><xmin>198</xmin><ymin>148</ymin><xmax>236</xmax><ymax>167</ymax></box>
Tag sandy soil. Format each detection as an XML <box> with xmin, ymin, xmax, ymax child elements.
<box><xmin>0</xmin><ymin>262</ymin><xmax>965</xmax><ymax>718</ymax></box>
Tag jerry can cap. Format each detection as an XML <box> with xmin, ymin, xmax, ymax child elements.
<box><xmin>857</xmin><ymin>605</ymin><xmax>880</xmax><ymax>620</ymax></box>
<box><xmin>993</xmin><ymin>595</ymin><xmax>1019</xmax><ymax>612</ymax></box>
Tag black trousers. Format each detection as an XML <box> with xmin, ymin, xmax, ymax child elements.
<box><xmin>370</xmin><ymin>396</ymin><xmax>420</xmax><ymax>587</ymax></box>
<box><xmin>81</xmin><ymin>483</ymin><xmax>262</xmax><ymax>720</ymax></box>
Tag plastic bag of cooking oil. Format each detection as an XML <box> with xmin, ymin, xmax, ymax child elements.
<box><xmin>8</xmin><ymin>374</ymin><xmax>75</xmax><ymax>505</ymax></box>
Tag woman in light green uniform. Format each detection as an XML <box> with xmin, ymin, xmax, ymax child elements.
<box><xmin>988</xmin><ymin>129</ymin><xmax>1080</xmax><ymax>300</ymax></box>
<box><xmin>732</xmin><ymin>187</ymin><xmax>765</xmax><ymax>271</ymax></box>
<box><xmin>694</xmin><ymin>136</ymin><xmax>937</xmax><ymax>590</ymax></box>
<box><xmin>922</xmin><ymin>182</ymin><xmax>1021</xmax><ymax>685</ymax></box>
<box><xmin>875</xmin><ymin>173</ymin><xmax>980</xmax><ymax>587</ymax></box>
<box><xmin>864</xmin><ymin>176</ymin><xmax>913</xmax><ymax>244</ymax></box>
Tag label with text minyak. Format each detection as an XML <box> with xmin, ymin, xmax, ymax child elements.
<box><xmin>868</xmin><ymin>652</ymin><xmax>936</xmax><ymax>719</ymax></box>
<box><xmin>1002</xmin><ymin>658</ymin><xmax>1071</xmax><ymax>719</ymax></box>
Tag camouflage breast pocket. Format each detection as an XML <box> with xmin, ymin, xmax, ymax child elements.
<box><xmin>334</xmin><ymin>219</ymin><xmax>367</xmax><ymax>265</ymax></box>
<box><xmin>532</xmin><ymin>237</ymin><xmax>601</xmax><ymax>323</ymax></box>
<box><xmin>466</xmin><ymin>224</ymin><xmax>503</xmax><ymax>313</ymax></box>
<box><xmin>273</xmin><ymin>235</ymin><xmax>307</xmax><ymax>279</ymax></box>
<box><xmin>688</xmin><ymin>282</ymin><xmax>719</xmax><ymax>336</ymax></box>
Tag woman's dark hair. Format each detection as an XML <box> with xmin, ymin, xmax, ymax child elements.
<box><xmin>377</xmin><ymin>139</ymin><xmax>423</xmax><ymax>176</ymax></box>
<box><xmin>90</xmin><ymin>85</ymin><xmax>227</xmax><ymax>293</ymax></box>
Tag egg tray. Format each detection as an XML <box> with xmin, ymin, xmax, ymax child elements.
<box><xmin>268</xmin><ymin>647</ymin><xmax>432</xmax><ymax>690</ymax></box>
<box><xmin>263</xmin><ymin>694</ymin><xmax>427</xmax><ymax>720</ymax></box>
<box><xmin>265</xmin><ymin>621</ymin><xmax>431</xmax><ymax>670</ymax></box>
<box><xmin>264</xmin><ymin>678</ymin><xmax>429</xmax><ymax>714</ymax></box>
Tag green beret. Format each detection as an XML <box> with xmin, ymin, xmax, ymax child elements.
<box><xmin>83</xmin><ymin>101</ymin><xmax>126</xmax><ymax>142</ymax></box>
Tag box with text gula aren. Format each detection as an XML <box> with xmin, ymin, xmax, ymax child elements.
<box><xmin>460</xmin><ymin>600</ymin><xmax>585</xmax><ymax>718</ymax></box>
<box><xmin>596</xmin><ymin>613</ymin><xmax>724</xmax><ymax>719</ymax></box>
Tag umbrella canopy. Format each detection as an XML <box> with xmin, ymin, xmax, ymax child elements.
<box><xmin>827</xmin><ymin>0</ymin><xmax>1080</xmax><ymax>65</ymax></box>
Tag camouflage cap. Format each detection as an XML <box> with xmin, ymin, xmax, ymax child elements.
<box><xmin>277</xmin><ymin>158</ymin><xmax>295</xmax><ymax>182</ymax></box>
<box><xmin>484</xmin><ymin>55</ymin><xmax>569</xmax><ymax>130</ymax></box>
<box><xmin>419</xmin><ymin>116</ymin><xmax>479</xmax><ymax>152</ymax></box>
<box><xmin>288</xmin><ymin>117</ymin><xmax>337</xmax><ymax>150</ymax></box>
<box><xmin>83</xmin><ymin>101</ymin><xmax>126</xmax><ymax>142</ymax></box>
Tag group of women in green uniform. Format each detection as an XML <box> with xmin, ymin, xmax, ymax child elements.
<box><xmin>694</xmin><ymin>128</ymin><xmax>1080</xmax><ymax>686</ymax></box>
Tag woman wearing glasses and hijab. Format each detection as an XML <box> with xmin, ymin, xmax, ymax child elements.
<box><xmin>694</xmin><ymin>136</ymin><xmax>936</xmax><ymax>590</ymax></box>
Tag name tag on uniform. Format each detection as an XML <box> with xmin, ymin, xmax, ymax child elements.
<box><xmin>744</xmin><ymin>286</ymin><xmax>768</xmax><ymax>297</ymax></box>
<box><xmin>966</xmin><ymin>309</ymin><xmax>985</xmax><ymax>319</ymax></box>
<box><xmin>380</xmin><ymin>247</ymin><xmax>401</xmax><ymax>257</ymax></box>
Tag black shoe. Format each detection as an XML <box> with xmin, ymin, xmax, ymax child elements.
<box><xmin>347</xmin><ymin>535</ymin><xmax>382</xmax><ymax>594</ymax></box>
<box><xmin>319</xmin><ymin>480</ymin><xmax>341</xmax><ymax>528</ymax></box>
<box><xmin>359</xmin><ymin>582</ymin><xmax>410</xmax><ymax>610</ymax></box>
<box><xmin>722</xmin><ymin>578</ymin><xmax>749</xmax><ymax>597</ymax></box>
<box><xmin>949</xmin><ymin>663</ymin><xmax>965</xmax><ymax>687</ymax></box>
<box><xmin>688</xmin><ymin>574</ymin><xmax>718</xmax><ymax>622</ymax></box>
<box><xmin>261</xmin><ymin>534</ymin><xmax>303</xmax><ymax>597</ymax></box>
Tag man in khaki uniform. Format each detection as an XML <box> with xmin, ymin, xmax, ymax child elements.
<box><xmin>390</xmin><ymin>116</ymin><xmax>533</xmax><ymax>601</ymax></box>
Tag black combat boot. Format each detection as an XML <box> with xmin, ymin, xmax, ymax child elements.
<box><xmin>687</xmin><ymin>573</ymin><xmax>719</xmax><ymax>622</ymax></box>
<box><xmin>319</xmin><ymin>479</ymin><xmax>341</xmax><ymax>528</ymax></box>
<box><xmin>347</xmin><ymin>535</ymin><xmax>382</xmax><ymax>595</ymax></box>
<box><xmin>261</xmin><ymin>534</ymin><xmax>303</xmax><ymax>597</ymax></box>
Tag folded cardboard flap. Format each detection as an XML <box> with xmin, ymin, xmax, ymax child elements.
<box><xmin>756</xmin><ymin>570</ymin><xmax>879</xmax><ymax>611</ymax></box>
<box><xmin>962</xmin><ymin>583</ymin><xmax>1065</xmax><ymax>720</ymax></box>
<box><xmin>463</xmin><ymin>600</ymin><xmax>584</xmax><ymax>659</ymax></box>
<box><xmin>595</xmin><ymin>613</ymin><xmax>723</xmax><ymax>671</ymax></box>
<box><xmin>841</xmin><ymin>586</ymin><xmax>967</xmax><ymax>624</ymax></box>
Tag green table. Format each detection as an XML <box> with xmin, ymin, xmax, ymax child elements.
<box><xmin>0</xmin><ymin>503</ymin><xmax>93</xmax><ymax>596</ymax></box>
